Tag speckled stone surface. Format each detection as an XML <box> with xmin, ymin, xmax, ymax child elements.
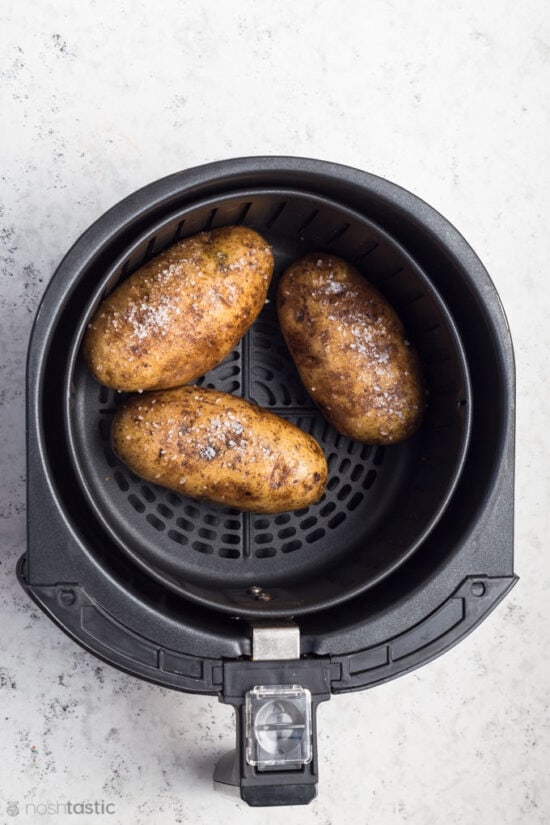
<box><xmin>1</xmin><ymin>1</ymin><xmax>549</xmax><ymax>823</ymax></box>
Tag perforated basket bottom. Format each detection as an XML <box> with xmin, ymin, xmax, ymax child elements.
<box><xmin>67</xmin><ymin>188</ymin><xmax>470</xmax><ymax>616</ymax></box>
<box><xmin>74</xmin><ymin>298</ymin><xmax>415</xmax><ymax>590</ymax></box>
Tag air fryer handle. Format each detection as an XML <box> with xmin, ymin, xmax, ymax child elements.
<box><xmin>214</xmin><ymin>703</ymin><xmax>320</xmax><ymax>806</ymax></box>
<box><xmin>215</xmin><ymin>658</ymin><xmax>332</xmax><ymax>807</ymax></box>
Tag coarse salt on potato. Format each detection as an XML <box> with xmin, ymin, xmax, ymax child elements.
<box><xmin>112</xmin><ymin>386</ymin><xmax>328</xmax><ymax>513</ymax></box>
<box><xmin>277</xmin><ymin>253</ymin><xmax>425</xmax><ymax>444</ymax></box>
<box><xmin>83</xmin><ymin>225</ymin><xmax>273</xmax><ymax>392</ymax></box>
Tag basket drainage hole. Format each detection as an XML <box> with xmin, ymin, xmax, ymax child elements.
<box><xmin>274</xmin><ymin>513</ymin><xmax>291</xmax><ymax>525</ymax></box>
<box><xmin>339</xmin><ymin>458</ymin><xmax>351</xmax><ymax>473</ymax></box>
<box><xmin>327</xmin><ymin>453</ymin><xmax>339</xmax><ymax>471</ymax></box>
<box><xmin>198</xmin><ymin>527</ymin><xmax>216</xmax><ymax>541</ymax></box>
<box><xmin>347</xmin><ymin>492</ymin><xmax>363</xmax><ymax>512</ymax></box>
<box><xmin>98</xmin><ymin>419</ymin><xmax>111</xmax><ymax>443</ymax></box>
<box><xmin>363</xmin><ymin>470</ymin><xmax>377</xmax><ymax>490</ymax></box>
<box><xmin>306</xmin><ymin>528</ymin><xmax>326</xmax><ymax>543</ymax></box>
<box><xmin>360</xmin><ymin>445</ymin><xmax>372</xmax><ymax>461</ymax></box>
<box><xmin>157</xmin><ymin>504</ymin><xmax>173</xmax><ymax>519</ymax></box>
<box><xmin>278</xmin><ymin>526</ymin><xmax>296</xmax><ymax>539</ymax></box>
<box><xmin>328</xmin><ymin>512</ymin><xmax>346</xmax><ymax>529</ymax></box>
<box><xmin>141</xmin><ymin>485</ymin><xmax>156</xmax><ymax>503</ymax></box>
<box><xmin>128</xmin><ymin>494</ymin><xmax>145</xmax><ymax>514</ymax></box>
<box><xmin>168</xmin><ymin>530</ymin><xmax>188</xmax><ymax>546</ymax></box>
<box><xmin>221</xmin><ymin>533</ymin><xmax>240</xmax><ymax>545</ymax></box>
<box><xmin>192</xmin><ymin>541</ymin><xmax>214</xmax><ymax>555</ymax></box>
<box><xmin>255</xmin><ymin>547</ymin><xmax>277</xmax><ymax>558</ymax></box>
<box><xmin>337</xmin><ymin>484</ymin><xmax>352</xmax><ymax>502</ymax></box>
<box><xmin>176</xmin><ymin>517</ymin><xmax>194</xmax><ymax>531</ymax></box>
<box><xmin>166</xmin><ymin>492</ymin><xmax>182</xmax><ymax>507</ymax></box>
<box><xmin>327</xmin><ymin>476</ymin><xmax>340</xmax><ymax>491</ymax></box>
<box><xmin>113</xmin><ymin>471</ymin><xmax>129</xmax><ymax>492</ymax></box>
<box><xmin>98</xmin><ymin>385</ymin><xmax>110</xmax><ymax>404</ymax></box>
<box><xmin>219</xmin><ymin>547</ymin><xmax>240</xmax><ymax>559</ymax></box>
<box><xmin>146</xmin><ymin>513</ymin><xmax>165</xmax><ymax>531</ymax></box>
<box><xmin>282</xmin><ymin>540</ymin><xmax>302</xmax><ymax>554</ymax></box>
<box><xmin>256</xmin><ymin>533</ymin><xmax>274</xmax><ymax>545</ymax></box>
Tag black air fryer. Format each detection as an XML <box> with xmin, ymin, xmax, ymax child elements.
<box><xmin>21</xmin><ymin>157</ymin><xmax>517</xmax><ymax>807</ymax></box>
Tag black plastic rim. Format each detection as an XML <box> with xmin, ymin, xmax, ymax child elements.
<box><xmin>50</xmin><ymin>183</ymin><xmax>472</xmax><ymax>618</ymax></box>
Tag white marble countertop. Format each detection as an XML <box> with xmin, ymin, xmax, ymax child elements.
<box><xmin>1</xmin><ymin>1</ymin><xmax>549</xmax><ymax>823</ymax></box>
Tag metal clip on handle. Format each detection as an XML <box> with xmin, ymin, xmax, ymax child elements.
<box><xmin>214</xmin><ymin>624</ymin><xmax>331</xmax><ymax>806</ymax></box>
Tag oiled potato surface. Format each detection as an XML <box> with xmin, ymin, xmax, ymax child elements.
<box><xmin>277</xmin><ymin>253</ymin><xmax>424</xmax><ymax>444</ymax></box>
<box><xmin>112</xmin><ymin>386</ymin><xmax>328</xmax><ymax>513</ymax></box>
<box><xmin>84</xmin><ymin>226</ymin><xmax>273</xmax><ymax>392</ymax></box>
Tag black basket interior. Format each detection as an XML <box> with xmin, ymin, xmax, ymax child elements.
<box><xmin>63</xmin><ymin>189</ymin><xmax>471</xmax><ymax>617</ymax></box>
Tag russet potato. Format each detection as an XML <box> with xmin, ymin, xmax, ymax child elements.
<box><xmin>112</xmin><ymin>386</ymin><xmax>328</xmax><ymax>513</ymax></box>
<box><xmin>277</xmin><ymin>253</ymin><xmax>425</xmax><ymax>444</ymax></box>
<box><xmin>83</xmin><ymin>226</ymin><xmax>273</xmax><ymax>392</ymax></box>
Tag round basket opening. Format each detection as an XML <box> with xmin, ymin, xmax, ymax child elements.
<box><xmin>62</xmin><ymin>188</ymin><xmax>471</xmax><ymax>617</ymax></box>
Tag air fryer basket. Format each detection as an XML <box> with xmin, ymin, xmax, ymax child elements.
<box><xmin>64</xmin><ymin>189</ymin><xmax>471</xmax><ymax>618</ymax></box>
<box><xmin>23</xmin><ymin>157</ymin><xmax>516</xmax><ymax>807</ymax></box>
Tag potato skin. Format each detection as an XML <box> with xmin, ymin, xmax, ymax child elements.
<box><xmin>111</xmin><ymin>387</ymin><xmax>327</xmax><ymax>513</ymax></box>
<box><xmin>277</xmin><ymin>253</ymin><xmax>425</xmax><ymax>444</ymax></box>
<box><xmin>83</xmin><ymin>226</ymin><xmax>273</xmax><ymax>392</ymax></box>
